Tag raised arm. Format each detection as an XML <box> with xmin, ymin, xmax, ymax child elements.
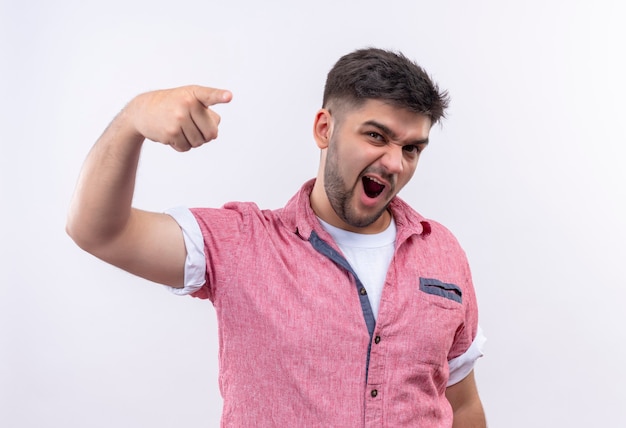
<box><xmin>66</xmin><ymin>85</ymin><xmax>232</xmax><ymax>287</ymax></box>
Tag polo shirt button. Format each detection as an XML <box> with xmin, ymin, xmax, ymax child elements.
<box><xmin>374</xmin><ymin>335</ymin><xmax>381</xmax><ymax>344</ymax></box>
<box><xmin>360</xmin><ymin>287</ymin><xmax>367</xmax><ymax>295</ymax></box>
<box><xmin>371</xmin><ymin>389</ymin><xmax>378</xmax><ymax>398</ymax></box>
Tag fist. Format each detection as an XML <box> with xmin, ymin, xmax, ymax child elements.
<box><xmin>129</xmin><ymin>85</ymin><xmax>232</xmax><ymax>152</ymax></box>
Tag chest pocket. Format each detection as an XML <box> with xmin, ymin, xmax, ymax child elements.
<box><xmin>419</xmin><ymin>277</ymin><xmax>462</xmax><ymax>304</ymax></box>
<box><xmin>404</xmin><ymin>277</ymin><xmax>464</xmax><ymax>366</ymax></box>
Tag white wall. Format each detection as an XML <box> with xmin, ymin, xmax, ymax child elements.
<box><xmin>2</xmin><ymin>0</ymin><xmax>625</xmax><ymax>426</ymax></box>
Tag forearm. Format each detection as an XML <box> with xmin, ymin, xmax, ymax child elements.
<box><xmin>66</xmin><ymin>105</ymin><xmax>145</xmax><ymax>250</ymax></box>
<box><xmin>451</xmin><ymin>398</ymin><xmax>486</xmax><ymax>428</ymax></box>
<box><xmin>446</xmin><ymin>370</ymin><xmax>486</xmax><ymax>428</ymax></box>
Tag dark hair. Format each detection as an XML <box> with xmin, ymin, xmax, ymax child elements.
<box><xmin>323</xmin><ymin>48</ymin><xmax>450</xmax><ymax>125</ymax></box>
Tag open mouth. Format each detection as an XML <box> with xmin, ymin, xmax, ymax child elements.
<box><xmin>362</xmin><ymin>176</ymin><xmax>385</xmax><ymax>198</ymax></box>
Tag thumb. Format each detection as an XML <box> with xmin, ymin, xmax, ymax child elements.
<box><xmin>191</xmin><ymin>85</ymin><xmax>233</xmax><ymax>107</ymax></box>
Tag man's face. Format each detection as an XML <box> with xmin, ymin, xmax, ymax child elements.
<box><xmin>316</xmin><ymin>99</ymin><xmax>431</xmax><ymax>234</ymax></box>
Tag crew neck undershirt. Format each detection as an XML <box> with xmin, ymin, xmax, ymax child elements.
<box><xmin>317</xmin><ymin>217</ymin><xmax>396</xmax><ymax>319</ymax></box>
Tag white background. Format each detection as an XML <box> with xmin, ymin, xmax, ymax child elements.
<box><xmin>2</xmin><ymin>0</ymin><xmax>625</xmax><ymax>426</ymax></box>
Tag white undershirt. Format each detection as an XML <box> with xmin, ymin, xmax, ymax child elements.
<box><xmin>317</xmin><ymin>217</ymin><xmax>396</xmax><ymax>320</ymax></box>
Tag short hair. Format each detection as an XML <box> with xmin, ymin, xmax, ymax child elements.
<box><xmin>322</xmin><ymin>48</ymin><xmax>450</xmax><ymax>125</ymax></box>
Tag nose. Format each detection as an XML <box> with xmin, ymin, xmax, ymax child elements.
<box><xmin>380</xmin><ymin>145</ymin><xmax>404</xmax><ymax>175</ymax></box>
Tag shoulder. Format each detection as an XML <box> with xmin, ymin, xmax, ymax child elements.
<box><xmin>191</xmin><ymin>202</ymin><xmax>282</xmax><ymax>228</ymax></box>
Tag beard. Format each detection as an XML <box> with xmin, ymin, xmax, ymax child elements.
<box><xmin>323</xmin><ymin>137</ymin><xmax>394</xmax><ymax>229</ymax></box>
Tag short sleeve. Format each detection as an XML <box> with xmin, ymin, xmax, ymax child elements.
<box><xmin>447</xmin><ymin>325</ymin><xmax>486</xmax><ymax>386</ymax></box>
<box><xmin>164</xmin><ymin>206</ymin><xmax>207</xmax><ymax>295</ymax></box>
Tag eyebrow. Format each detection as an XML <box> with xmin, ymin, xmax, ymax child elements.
<box><xmin>362</xmin><ymin>120</ymin><xmax>429</xmax><ymax>146</ymax></box>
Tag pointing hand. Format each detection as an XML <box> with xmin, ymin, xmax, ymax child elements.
<box><xmin>128</xmin><ymin>85</ymin><xmax>232</xmax><ymax>152</ymax></box>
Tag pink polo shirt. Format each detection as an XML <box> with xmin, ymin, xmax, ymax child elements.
<box><xmin>182</xmin><ymin>180</ymin><xmax>480</xmax><ymax>427</ymax></box>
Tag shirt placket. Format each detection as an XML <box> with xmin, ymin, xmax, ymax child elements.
<box><xmin>364</xmin><ymin>326</ymin><xmax>385</xmax><ymax>427</ymax></box>
<box><xmin>308</xmin><ymin>230</ymin><xmax>384</xmax><ymax>425</ymax></box>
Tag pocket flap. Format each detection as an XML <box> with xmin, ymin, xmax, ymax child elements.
<box><xmin>419</xmin><ymin>277</ymin><xmax>462</xmax><ymax>303</ymax></box>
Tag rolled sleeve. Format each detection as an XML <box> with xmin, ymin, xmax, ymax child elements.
<box><xmin>447</xmin><ymin>325</ymin><xmax>486</xmax><ymax>386</ymax></box>
<box><xmin>164</xmin><ymin>206</ymin><xmax>206</xmax><ymax>296</ymax></box>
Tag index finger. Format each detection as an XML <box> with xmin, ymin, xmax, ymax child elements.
<box><xmin>191</xmin><ymin>85</ymin><xmax>233</xmax><ymax>107</ymax></box>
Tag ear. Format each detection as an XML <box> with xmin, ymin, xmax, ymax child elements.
<box><xmin>313</xmin><ymin>108</ymin><xmax>332</xmax><ymax>149</ymax></box>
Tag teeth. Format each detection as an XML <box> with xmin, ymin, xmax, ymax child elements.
<box><xmin>366</xmin><ymin>176</ymin><xmax>383</xmax><ymax>185</ymax></box>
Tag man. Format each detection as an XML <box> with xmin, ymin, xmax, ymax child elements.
<box><xmin>67</xmin><ymin>48</ymin><xmax>486</xmax><ymax>427</ymax></box>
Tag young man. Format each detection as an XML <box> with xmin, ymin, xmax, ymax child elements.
<box><xmin>67</xmin><ymin>48</ymin><xmax>486</xmax><ymax>427</ymax></box>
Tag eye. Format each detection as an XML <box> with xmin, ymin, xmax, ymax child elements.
<box><xmin>403</xmin><ymin>145</ymin><xmax>420</xmax><ymax>154</ymax></box>
<box><xmin>367</xmin><ymin>131</ymin><xmax>385</xmax><ymax>141</ymax></box>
